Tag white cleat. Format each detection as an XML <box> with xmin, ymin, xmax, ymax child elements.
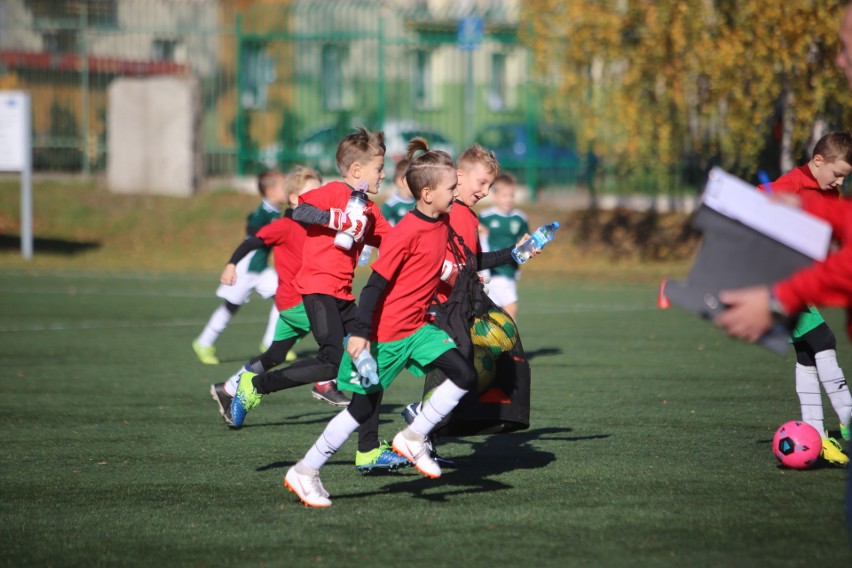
<box><xmin>284</xmin><ymin>464</ymin><xmax>332</xmax><ymax>508</ymax></box>
<box><xmin>392</xmin><ymin>429</ymin><xmax>442</xmax><ymax>479</ymax></box>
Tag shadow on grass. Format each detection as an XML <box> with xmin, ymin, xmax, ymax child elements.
<box><xmin>258</xmin><ymin>427</ymin><xmax>611</xmax><ymax>502</ymax></box>
<box><xmin>0</xmin><ymin>234</ymin><xmax>101</xmax><ymax>255</ymax></box>
<box><xmin>525</xmin><ymin>347</ymin><xmax>563</xmax><ymax>360</ymax></box>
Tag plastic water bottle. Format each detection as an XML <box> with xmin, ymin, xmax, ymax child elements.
<box><xmin>511</xmin><ymin>221</ymin><xmax>560</xmax><ymax>264</ymax></box>
<box><xmin>353</xmin><ymin>349</ymin><xmax>380</xmax><ymax>388</ymax></box>
<box><xmin>358</xmin><ymin>245</ymin><xmax>373</xmax><ymax>266</ymax></box>
<box><xmin>334</xmin><ymin>180</ymin><xmax>370</xmax><ymax>250</ymax></box>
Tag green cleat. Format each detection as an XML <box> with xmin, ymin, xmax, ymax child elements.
<box><xmin>230</xmin><ymin>371</ymin><xmax>262</xmax><ymax>428</ymax></box>
<box><xmin>192</xmin><ymin>340</ymin><xmax>219</xmax><ymax>365</ymax></box>
<box><xmin>355</xmin><ymin>441</ymin><xmax>410</xmax><ymax>473</ymax></box>
<box><xmin>841</xmin><ymin>423</ymin><xmax>850</xmax><ymax>443</ymax></box>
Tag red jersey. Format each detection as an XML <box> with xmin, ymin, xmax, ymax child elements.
<box><xmin>759</xmin><ymin>164</ymin><xmax>841</xmax><ymax>200</ymax></box>
<box><xmin>255</xmin><ymin>214</ymin><xmax>306</xmax><ymax>311</ymax></box>
<box><xmin>435</xmin><ymin>201</ymin><xmax>481</xmax><ymax>303</ymax></box>
<box><xmin>775</xmin><ymin>194</ymin><xmax>852</xmax><ymax>323</ymax></box>
<box><xmin>293</xmin><ymin>181</ymin><xmax>392</xmax><ymax>300</ymax></box>
<box><xmin>370</xmin><ymin>210</ymin><xmax>450</xmax><ymax>342</ymax></box>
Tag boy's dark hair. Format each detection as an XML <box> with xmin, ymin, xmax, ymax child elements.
<box><xmin>257</xmin><ymin>168</ymin><xmax>285</xmax><ymax>196</ymax></box>
<box><xmin>490</xmin><ymin>173</ymin><xmax>517</xmax><ymax>192</ymax></box>
<box><xmin>335</xmin><ymin>126</ymin><xmax>386</xmax><ymax>175</ymax></box>
<box><xmin>404</xmin><ymin>138</ymin><xmax>456</xmax><ymax>200</ymax></box>
<box><xmin>394</xmin><ymin>158</ymin><xmax>410</xmax><ymax>181</ymax></box>
<box><xmin>813</xmin><ymin>131</ymin><xmax>852</xmax><ymax>165</ymax></box>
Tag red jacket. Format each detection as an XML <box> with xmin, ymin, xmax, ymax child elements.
<box><xmin>774</xmin><ymin>193</ymin><xmax>852</xmax><ymax>336</ymax></box>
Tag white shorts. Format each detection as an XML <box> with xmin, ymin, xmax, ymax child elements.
<box><xmin>486</xmin><ymin>275</ymin><xmax>518</xmax><ymax>307</ymax></box>
<box><xmin>216</xmin><ymin>254</ymin><xmax>277</xmax><ymax>305</ymax></box>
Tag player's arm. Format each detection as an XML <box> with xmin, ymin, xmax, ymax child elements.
<box><xmin>293</xmin><ymin>203</ymin><xmax>366</xmax><ymax>240</ymax></box>
<box><xmin>220</xmin><ymin>236</ymin><xmax>266</xmax><ymax>285</ymax></box>
<box><xmin>346</xmin><ymin>271</ymin><xmax>390</xmax><ymax>358</ymax></box>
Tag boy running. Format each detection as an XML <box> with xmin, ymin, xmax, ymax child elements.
<box><xmin>192</xmin><ymin>169</ymin><xmax>286</xmax><ymax>364</ymax></box>
<box><xmin>228</xmin><ymin>127</ymin><xmax>408</xmax><ymax>471</ymax></box>
<box><xmin>284</xmin><ymin>138</ymin><xmax>478</xmax><ymax>507</ymax></box>
<box><xmin>210</xmin><ymin>167</ymin><xmax>322</xmax><ymax>425</ymax></box>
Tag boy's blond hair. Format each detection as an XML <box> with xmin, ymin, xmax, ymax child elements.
<box><xmin>284</xmin><ymin>166</ymin><xmax>322</xmax><ymax>199</ymax></box>
<box><xmin>257</xmin><ymin>168</ymin><xmax>285</xmax><ymax>196</ymax></box>
<box><xmin>813</xmin><ymin>131</ymin><xmax>852</xmax><ymax>165</ymax></box>
<box><xmin>457</xmin><ymin>144</ymin><xmax>500</xmax><ymax>177</ymax></box>
<box><xmin>335</xmin><ymin>126</ymin><xmax>386</xmax><ymax>175</ymax></box>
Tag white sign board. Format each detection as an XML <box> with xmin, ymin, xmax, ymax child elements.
<box><xmin>0</xmin><ymin>91</ymin><xmax>28</xmax><ymax>172</ymax></box>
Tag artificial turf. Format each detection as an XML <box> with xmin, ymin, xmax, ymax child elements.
<box><xmin>1</xmin><ymin>270</ymin><xmax>850</xmax><ymax>567</ymax></box>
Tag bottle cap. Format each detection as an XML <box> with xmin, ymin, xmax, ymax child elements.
<box><xmin>552</xmin><ymin>221</ymin><xmax>560</xmax><ymax>229</ymax></box>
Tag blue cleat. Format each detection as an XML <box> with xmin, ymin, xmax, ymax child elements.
<box><xmin>230</xmin><ymin>371</ymin><xmax>261</xmax><ymax>429</ymax></box>
<box><xmin>355</xmin><ymin>441</ymin><xmax>411</xmax><ymax>473</ymax></box>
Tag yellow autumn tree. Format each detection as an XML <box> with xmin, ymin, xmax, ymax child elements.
<box><xmin>522</xmin><ymin>0</ymin><xmax>852</xmax><ymax>185</ymax></box>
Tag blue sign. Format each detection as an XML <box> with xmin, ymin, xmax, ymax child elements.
<box><xmin>457</xmin><ymin>16</ymin><xmax>484</xmax><ymax>51</ymax></box>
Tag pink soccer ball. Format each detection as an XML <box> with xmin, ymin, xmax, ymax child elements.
<box><xmin>773</xmin><ymin>421</ymin><xmax>821</xmax><ymax>470</ymax></box>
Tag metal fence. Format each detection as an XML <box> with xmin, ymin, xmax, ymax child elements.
<box><xmin>0</xmin><ymin>0</ymin><xmax>695</xmax><ymax>197</ymax></box>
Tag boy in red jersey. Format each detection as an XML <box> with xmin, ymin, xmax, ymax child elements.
<box><xmin>209</xmin><ymin>166</ymin><xmax>322</xmax><ymax>426</ymax></box>
<box><xmin>229</xmin><ymin>127</ymin><xmax>408</xmax><ymax>471</ymax></box>
<box><xmin>757</xmin><ymin>132</ymin><xmax>852</xmax><ymax>465</ymax></box>
<box><xmin>284</xmin><ymin>139</ymin><xmax>478</xmax><ymax>507</ymax></box>
<box><xmin>400</xmin><ymin>145</ymin><xmax>535</xmax><ymax>462</ymax></box>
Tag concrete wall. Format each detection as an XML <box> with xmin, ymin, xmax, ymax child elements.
<box><xmin>107</xmin><ymin>76</ymin><xmax>201</xmax><ymax>196</ymax></box>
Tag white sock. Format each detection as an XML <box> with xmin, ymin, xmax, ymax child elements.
<box><xmin>224</xmin><ymin>369</ymin><xmax>243</xmax><ymax>397</ymax></box>
<box><xmin>815</xmin><ymin>349</ymin><xmax>852</xmax><ymax>427</ymax></box>
<box><xmin>197</xmin><ymin>305</ymin><xmax>234</xmax><ymax>347</ymax></box>
<box><xmin>261</xmin><ymin>304</ymin><xmax>278</xmax><ymax>349</ymax></box>
<box><xmin>410</xmin><ymin>380</ymin><xmax>468</xmax><ymax>437</ymax></box>
<box><xmin>796</xmin><ymin>363</ymin><xmax>825</xmax><ymax>436</ymax></box>
<box><xmin>302</xmin><ymin>409</ymin><xmax>360</xmax><ymax>471</ymax></box>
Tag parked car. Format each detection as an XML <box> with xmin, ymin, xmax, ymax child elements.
<box><xmin>260</xmin><ymin>119</ymin><xmax>457</xmax><ymax>174</ymax></box>
<box><xmin>474</xmin><ymin>122</ymin><xmax>584</xmax><ymax>185</ymax></box>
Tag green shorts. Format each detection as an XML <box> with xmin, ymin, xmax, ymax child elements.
<box><xmin>791</xmin><ymin>306</ymin><xmax>825</xmax><ymax>342</ymax></box>
<box><xmin>273</xmin><ymin>303</ymin><xmax>311</xmax><ymax>342</ymax></box>
<box><xmin>337</xmin><ymin>324</ymin><xmax>457</xmax><ymax>395</ymax></box>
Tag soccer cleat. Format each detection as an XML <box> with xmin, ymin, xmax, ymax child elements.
<box><xmin>401</xmin><ymin>402</ymin><xmax>456</xmax><ymax>468</ymax></box>
<box><xmin>311</xmin><ymin>382</ymin><xmax>350</xmax><ymax>407</ymax></box>
<box><xmin>192</xmin><ymin>340</ymin><xmax>219</xmax><ymax>365</ymax></box>
<box><xmin>230</xmin><ymin>371</ymin><xmax>262</xmax><ymax>428</ymax></box>
<box><xmin>392</xmin><ymin>429</ymin><xmax>441</xmax><ymax>479</ymax></box>
<box><xmin>401</xmin><ymin>401</ymin><xmax>419</xmax><ymax>425</ymax></box>
<box><xmin>284</xmin><ymin>464</ymin><xmax>332</xmax><ymax>508</ymax></box>
<box><xmin>209</xmin><ymin>382</ymin><xmax>234</xmax><ymax>427</ymax></box>
<box><xmin>355</xmin><ymin>441</ymin><xmax>411</xmax><ymax>473</ymax></box>
<box><xmin>820</xmin><ymin>436</ymin><xmax>849</xmax><ymax>466</ymax></box>
<box><xmin>841</xmin><ymin>423</ymin><xmax>850</xmax><ymax>443</ymax></box>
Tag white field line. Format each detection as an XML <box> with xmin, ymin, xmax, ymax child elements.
<box><xmin>0</xmin><ymin>317</ymin><xmax>269</xmax><ymax>333</ymax></box>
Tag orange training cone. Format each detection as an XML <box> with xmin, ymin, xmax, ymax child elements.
<box><xmin>657</xmin><ymin>278</ymin><xmax>671</xmax><ymax>309</ymax></box>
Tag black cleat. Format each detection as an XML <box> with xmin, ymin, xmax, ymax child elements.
<box><xmin>311</xmin><ymin>381</ymin><xmax>350</xmax><ymax>407</ymax></box>
<box><xmin>210</xmin><ymin>382</ymin><xmax>234</xmax><ymax>426</ymax></box>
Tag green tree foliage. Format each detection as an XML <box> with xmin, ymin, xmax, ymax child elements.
<box><xmin>522</xmin><ymin>0</ymin><xmax>852</xmax><ymax>179</ymax></box>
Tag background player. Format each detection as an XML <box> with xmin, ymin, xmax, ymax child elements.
<box><xmin>478</xmin><ymin>173</ymin><xmax>530</xmax><ymax>321</ymax></box>
<box><xmin>758</xmin><ymin>131</ymin><xmax>852</xmax><ymax>465</ymax></box>
<box><xmin>192</xmin><ymin>169</ymin><xmax>285</xmax><ymax>365</ymax></box>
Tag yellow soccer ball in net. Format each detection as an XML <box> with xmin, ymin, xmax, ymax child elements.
<box><xmin>470</xmin><ymin>309</ymin><xmax>518</xmax><ymax>354</ymax></box>
<box><xmin>472</xmin><ymin>345</ymin><xmax>498</xmax><ymax>393</ymax></box>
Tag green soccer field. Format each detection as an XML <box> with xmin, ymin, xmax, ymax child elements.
<box><xmin>1</xmin><ymin>269</ymin><xmax>850</xmax><ymax>567</ymax></box>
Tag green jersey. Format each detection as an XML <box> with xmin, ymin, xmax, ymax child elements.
<box><xmin>479</xmin><ymin>206</ymin><xmax>529</xmax><ymax>279</ymax></box>
<box><xmin>245</xmin><ymin>200</ymin><xmax>280</xmax><ymax>273</ymax></box>
<box><xmin>381</xmin><ymin>193</ymin><xmax>416</xmax><ymax>226</ymax></box>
